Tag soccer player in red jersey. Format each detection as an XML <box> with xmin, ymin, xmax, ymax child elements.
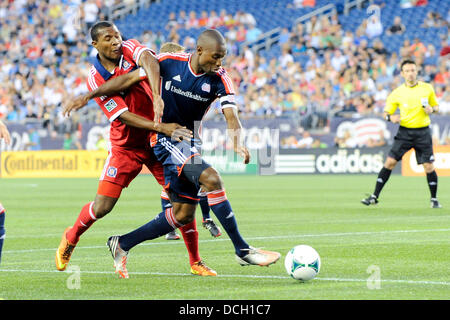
<box><xmin>56</xmin><ymin>22</ymin><xmax>216</xmax><ymax>278</ymax></box>
<box><xmin>65</xmin><ymin>29</ymin><xmax>281</xmax><ymax>273</ymax></box>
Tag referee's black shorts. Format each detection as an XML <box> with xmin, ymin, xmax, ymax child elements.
<box><xmin>388</xmin><ymin>126</ymin><xmax>434</xmax><ymax>164</ymax></box>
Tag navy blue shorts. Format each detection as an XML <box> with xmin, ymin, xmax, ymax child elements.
<box><xmin>153</xmin><ymin>134</ymin><xmax>211</xmax><ymax>203</ymax></box>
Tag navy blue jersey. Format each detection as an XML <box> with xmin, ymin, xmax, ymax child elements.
<box><xmin>156</xmin><ymin>52</ymin><xmax>236</xmax><ymax>141</ymax></box>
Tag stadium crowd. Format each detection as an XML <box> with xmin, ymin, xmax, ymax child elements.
<box><xmin>0</xmin><ymin>0</ymin><xmax>449</xmax><ymax>149</ymax></box>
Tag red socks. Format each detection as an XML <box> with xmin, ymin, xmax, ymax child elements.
<box><xmin>66</xmin><ymin>201</ymin><xmax>97</xmax><ymax>244</ymax></box>
<box><xmin>179</xmin><ymin>219</ymin><xmax>201</xmax><ymax>265</ymax></box>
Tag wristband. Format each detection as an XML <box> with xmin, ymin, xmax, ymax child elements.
<box><xmin>385</xmin><ymin>114</ymin><xmax>391</xmax><ymax>122</ymax></box>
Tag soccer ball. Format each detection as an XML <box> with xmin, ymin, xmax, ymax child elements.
<box><xmin>284</xmin><ymin>245</ymin><xmax>321</xmax><ymax>281</ymax></box>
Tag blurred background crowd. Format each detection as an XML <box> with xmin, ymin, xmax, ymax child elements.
<box><xmin>0</xmin><ymin>0</ymin><xmax>448</xmax><ymax>150</ymax></box>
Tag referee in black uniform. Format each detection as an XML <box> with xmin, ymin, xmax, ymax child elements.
<box><xmin>361</xmin><ymin>59</ymin><xmax>442</xmax><ymax>208</ymax></box>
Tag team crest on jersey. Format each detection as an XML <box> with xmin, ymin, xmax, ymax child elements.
<box><xmin>201</xmin><ymin>83</ymin><xmax>211</xmax><ymax>93</ymax></box>
<box><xmin>107</xmin><ymin>166</ymin><xmax>117</xmax><ymax>178</ymax></box>
<box><xmin>165</xmin><ymin>80</ymin><xmax>172</xmax><ymax>91</ymax></box>
<box><xmin>105</xmin><ymin>99</ymin><xmax>118</xmax><ymax>112</ymax></box>
<box><xmin>122</xmin><ymin>60</ymin><xmax>131</xmax><ymax>70</ymax></box>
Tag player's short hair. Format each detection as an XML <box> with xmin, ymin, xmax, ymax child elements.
<box><xmin>400</xmin><ymin>59</ymin><xmax>416</xmax><ymax>71</ymax></box>
<box><xmin>197</xmin><ymin>29</ymin><xmax>226</xmax><ymax>47</ymax></box>
<box><xmin>90</xmin><ymin>21</ymin><xmax>115</xmax><ymax>41</ymax></box>
<box><xmin>160</xmin><ymin>42</ymin><xmax>185</xmax><ymax>53</ymax></box>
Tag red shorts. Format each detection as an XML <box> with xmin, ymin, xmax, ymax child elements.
<box><xmin>99</xmin><ymin>145</ymin><xmax>165</xmax><ymax>189</ymax></box>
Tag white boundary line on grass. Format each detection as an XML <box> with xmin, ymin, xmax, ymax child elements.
<box><xmin>0</xmin><ymin>268</ymin><xmax>449</xmax><ymax>286</ymax></box>
<box><xmin>3</xmin><ymin>228</ymin><xmax>450</xmax><ymax>254</ymax></box>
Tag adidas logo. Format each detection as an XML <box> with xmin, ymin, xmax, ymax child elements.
<box><xmin>173</xmin><ymin>75</ymin><xmax>181</xmax><ymax>82</ymax></box>
<box><xmin>226</xmin><ymin>211</ymin><xmax>234</xmax><ymax>219</ymax></box>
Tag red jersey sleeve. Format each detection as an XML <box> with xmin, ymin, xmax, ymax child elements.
<box><xmin>87</xmin><ymin>68</ymin><xmax>129</xmax><ymax>122</ymax></box>
<box><xmin>122</xmin><ymin>39</ymin><xmax>156</xmax><ymax>66</ymax></box>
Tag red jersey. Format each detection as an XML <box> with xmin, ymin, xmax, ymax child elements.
<box><xmin>87</xmin><ymin>39</ymin><xmax>156</xmax><ymax>149</ymax></box>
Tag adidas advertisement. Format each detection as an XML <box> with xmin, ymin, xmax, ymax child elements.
<box><xmin>273</xmin><ymin>147</ymin><xmax>401</xmax><ymax>175</ymax></box>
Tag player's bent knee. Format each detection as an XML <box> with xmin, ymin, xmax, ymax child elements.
<box><xmin>172</xmin><ymin>204</ymin><xmax>196</xmax><ymax>225</ymax></box>
<box><xmin>92</xmin><ymin>195</ymin><xmax>118</xmax><ymax>219</ymax></box>
<box><xmin>199</xmin><ymin>167</ymin><xmax>223</xmax><ymax>191</ymax></box>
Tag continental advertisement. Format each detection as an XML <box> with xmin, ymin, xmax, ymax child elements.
<box><xmin>0</xmin><ymin>150</ymin><xmax>108</xmax><ymax>178</ymax></box>
<box><xmin>402</xmin><ymin>145</ymin><xmax>450</xmax><ymax>177</ymax></box>
<box><xmin>0</xmin><ymin>149</ymin><xmax>258</xmax><ymax>178</ymax></box>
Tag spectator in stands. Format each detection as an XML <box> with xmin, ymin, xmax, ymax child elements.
<box><xmin>365</xmin><ymin>15</ymin><xmax>383</xmax><ymax>39</ymax></box>
<box><xmin>177</xmin><ymin>10</ymin><xmax>188</xmax><ymax>28</ymax></box>
<box><xmin>439</xmin><ymin>39</ymin><xmax>450</xmax><ymax>56</ymax></box>
<box><xmin>198</xmin><ymin>10</ymin><xmax>209</xmax><ymax>28</ymax></box>
<box><xmin>410</xmin><ymin>37</ymin><xmax>427</xmax><ymax>59</ymax></box>
<box><xmin>330</xmin><ymin>49</ymin><xmax>347</xmax><ymax>71</ymax></box>
<box><xmin>336</xmin><ymin>98</ymin><xmax>357</xmax><ymax>117</ymax></box>
<box><xmin>208</xmin><ymin>10</ymin><xmax>220</xmax><ymax>29</ymax></box>
<box><xmin>297</xmin><ymin>131</ymin><xmax>314</xmax><ymax>148</ymax></box>
<box><xmin>186</xmin><ymin>10</ymin><xmax>199</xmax><ymax>29</ymax></box>
<box><xmin>422</xmin><ymin>11</ymin><xmax>446</xmax><ymax>28</ymax></box>
<box><xmin>236</xmin><ymin>24</ymin><xmax>247</xmax><ymax>43</ymax></box>
<box><xmin>434</xmin><ymin>64</ymin><xmax>450</xmax><ymax>85</ymax></box>
<box><xmin>399</xmin><ymin>39</ymin><xmax>412</xmax><ymax>58</ymax></box>
<box><xmin>24</xmin><ymin>124</ymin><xmax>41</xmax><ymax>151</ymax></box>
<box><xmin>278</xmin><ymin>28</ymin><xmax>291</xmax><ymax>46</ymax></box>
<box><xmin>386</xmin><ymin>16</ymin><xmax>406</xmax><ymax>35</ymax></box>
<box><xmin>165</xmin><ymin>12</ymin><xmax>178</xmax><ymax>30</ymax></box>
<box><xmin>245</xmin><ymin>23</ymin><xmax>262</xmax><ymax>43</ymax></box>
<box><xmin>83</xmin><ymin>0</ymin><xmax>99</xmax><ymax>31</ymax></box>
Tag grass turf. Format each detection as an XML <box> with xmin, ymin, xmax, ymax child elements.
<box><xmin>0</xmin><ymin>174</ymin><xmax>449</xmax><ymax>300</ymax></box>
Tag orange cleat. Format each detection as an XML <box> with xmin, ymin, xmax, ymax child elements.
<box><xmin>190</xmin><ymin>260</ymin><xmax>217</xmax><ymax>276</ymax></box>
<box><xmin>55</xmin><ymin>227</ymin><xmax>76</xmax><ymax>271</ymax></box>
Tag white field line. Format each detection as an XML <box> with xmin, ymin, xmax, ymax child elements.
<box><xmin>2</xmin><ymin>228</ymin><xmax>450</xmax><ymax>254</ymax></box>
<box><xmin>0</xmin><ymin>268</ymin><xmax>449</xmax><ymax>286</ymax></box>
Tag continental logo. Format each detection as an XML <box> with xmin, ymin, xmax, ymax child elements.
<box><xmin>3</xmin><ymin>154</ymin><xmax>79</xmax><ymax>174</ymax></box>
<box><xmin>1</xmin><ymin>150</ymin><xmax>108</xmax><ymax>178</ymax></box>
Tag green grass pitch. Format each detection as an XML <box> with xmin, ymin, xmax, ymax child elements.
<box><xmin>0</xmin><ymin>174</ymin><xmax>449</xmax><ymax>300</ymax></box>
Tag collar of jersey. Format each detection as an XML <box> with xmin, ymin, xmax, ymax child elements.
<box><xmin>94</xmin><ymin>54</ymin><xmax>124</xmax><ymax>81</ymax></box>
<box><xmin>188</xmin><ymin>54</ymin><xmax>205</xmax><ymax>77</ymax></box>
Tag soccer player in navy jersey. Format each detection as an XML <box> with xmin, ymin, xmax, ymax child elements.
<box><xmin>57</xmin><ymin>22</ymin><xmax>217</xmax><ymax>278</ymax></box>
<box><xmin>157</xmin><ymin>42</ymin><xmax>222</xmax><ymax>241</ymax></box>
<box><xmin>66</xmin><ymin>29</ymin><xmax>281</xmax><ymax>272</ymax></box>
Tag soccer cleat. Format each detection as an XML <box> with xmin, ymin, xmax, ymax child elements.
<box><xmin>430</xmin><ymin>198</ymin><xmax>442</xmax><ymax>208</ymax></box>
<box><xmin>235</xmin><ymin>247</ymin><xmax>281</xmax><ymax>267</ymax></box>
<box><xmin>165</xmin><ymin>230</ymin><xmax>181</xmax><ymax>240</ymax></box>
<box><xmin>55</xmin><ymin>227</ymin><xmax>76</xmax><ymax>271</ymax></box>
<box><xmin>202</xmin><ymin>219</ymin><xmax>222</xmax><ymax>237</ymax></box>
<box><xmin>107</xmin><ymin>235</ymin><xmax>129</xmax><ymax>279</ymax></box>
<box><xmin>190</xmin><ymin>260</ymin><xmax>218</xmax><ymax>276</ymax></box>
<box><xmin>361</xmin><ymin>194</ymin><xmax>378</xmax><ymax>206</ymax></box>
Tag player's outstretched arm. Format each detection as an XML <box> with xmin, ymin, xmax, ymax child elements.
<box><xmin>118</xmin><ymin>111</ymin><xmax>192</xmax><ymax>142</ymax></box>
<box><xmin>223</xmin><ymin>107</ymin><xmax>250</xmax><ymax>164</ymax></box>
<box><xmin>138</xmin><ymin>51</ymin><xmax>164</xmax><ymax>123</ymax></box>
<box><xmin>0</xmin><ymin>120</ymin><xmax>11</xmax><ymax>145</ymax></box>
<box><xmin>63</xmin><ymin>70</ymin><xmax>141</xmax><ymax>117</ymax></box>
